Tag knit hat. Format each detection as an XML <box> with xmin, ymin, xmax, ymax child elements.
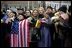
<box><xmin>58</xmin><ymin>5</ymin><xmax>67</xmax><ymax>13</ymax></box>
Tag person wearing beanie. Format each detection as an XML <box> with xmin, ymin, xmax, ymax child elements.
<box><xmin>53</xmin><ymin>5</ymin><xmax>70</xmax><ymax>47</ymax></box>
<box><xmin>58</xmin><ymin>5</ymin><xmax>69</xmax><ymax>21</ymax></box>
<box><xmin>58</xmin><ymin>5</ymin><xmax>67</xmax><ymax>13</ymax></box>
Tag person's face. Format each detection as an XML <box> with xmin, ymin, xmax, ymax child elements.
<box><xmin>32</xmin><ymin>10</ymin><xmax>38</xmax><ymax>17</ymax></box>
<box><xmin>46</xmin><ymin>8</ymin><xmax>52</xmax><ymax>14</ymax></box>
<box><xmin>39</xmin><ymin>8</ymin><xmax>44</xmax><ymax>14</ymax></box>
<box><xmin>9</xmin><ymin>12</ymin><xmax>15</xmax><ymax>18</ymax></box>
<box><xmin>26</xmin><ymin>11</ymin><xmax>30</xmax><ymax>16</ymax></box>
<box><xmin>17</xmin><ymin>15</ymin><xmax>24</xmax><ymax>20</ymax></box>
<box><xmin>8</xmin><ymin>12</ymin><xmax>14</xmax><ymax>18</ymax></box>
<box><xmin>44</xmin><ymin>12</ymin><xmax>49</xmax><ymax>18</ymax></box>
<box><xmin>7</xmin><ymin>12</ymin><xmax>15</xmax><ymax>21</ymax></box>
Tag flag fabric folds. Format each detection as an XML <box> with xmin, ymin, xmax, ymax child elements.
<box><xmin>10</xmin><ymin>19</ymin><xmax>30</xmax><ymax>47</ymax></box>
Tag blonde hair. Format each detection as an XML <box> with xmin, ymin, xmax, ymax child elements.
<box><xmin>31</xmin><ymin>8</ymin><xmax>39</xmax><ymax>16</ymax></box>
<box><xmin>33</xmin><ymin>8</ymin><xmax>38</xmax><ymax>12</ymax></box>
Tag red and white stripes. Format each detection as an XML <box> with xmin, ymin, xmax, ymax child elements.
<box><xmin>11</xmin><ymin>34</ymin><xmax>18</xmax><ymax>47</ymax></box>
<box><xmin>10</xmin><ymin>19</ymin><xmax>30</xmax><ymax>47</ymax></box>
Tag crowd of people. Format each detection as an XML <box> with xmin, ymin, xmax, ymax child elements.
<box><xmin>1</xmin><ymin>5</ymin><xmax>71</xmax><ymax>47</ymax></box>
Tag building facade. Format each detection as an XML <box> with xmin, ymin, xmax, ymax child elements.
<box><xmin>1</xmin><ymin>1</ymin><xmax>71</xmax><ymax>10</ymax></box>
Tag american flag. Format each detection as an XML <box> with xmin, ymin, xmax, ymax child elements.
<box><xmin>10</xmin><ymin>19</ymin><xmax>30</xmax><ymax>47</ymax></box>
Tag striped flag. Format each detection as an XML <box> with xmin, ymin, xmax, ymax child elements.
<box><xmin>11</xmin><ymin>19</ymin><xmax>30</xmax><ymax>47</ymax></box>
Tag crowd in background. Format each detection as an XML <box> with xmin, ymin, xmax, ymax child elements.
<box><xmin>1</xmin><ymin>5</ymin><xmax>71</xmax><ymax>47</ymax></box>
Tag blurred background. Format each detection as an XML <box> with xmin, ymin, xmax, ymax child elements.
<box><xmin>1</xmin><ymin>1</ymin><xmax>71</xmax><ymax>11</ymax></box>
<box><xmin>1</xmin><ymin>1</ymin><xmax>71</xmax><ymax>47</ymax></box>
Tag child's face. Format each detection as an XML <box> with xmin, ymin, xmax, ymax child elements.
<box><xmin>17</xmin><ymin>15</ymin><xmax>24</xmax><ymax>21</ymax></box>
